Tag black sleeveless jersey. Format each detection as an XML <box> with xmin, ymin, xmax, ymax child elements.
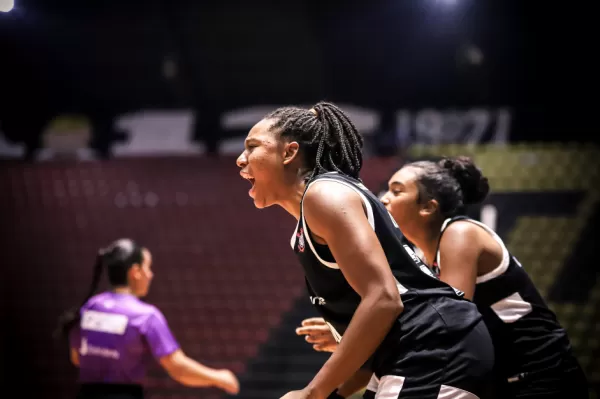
<box><xmin>433</xmin><ymin>216</ymin><xmax>573</xmax><ymax>379</ymax></box>
<box><xmin>290</xmin><ymin>172</ymin><xmax>483</xmax><ymax>373</ymax></box>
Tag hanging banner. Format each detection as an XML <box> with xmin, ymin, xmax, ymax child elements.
<box><xmin>396</xmin><ymin>107</ymin><xmax>511</xmax><ymax>146</ymax></box>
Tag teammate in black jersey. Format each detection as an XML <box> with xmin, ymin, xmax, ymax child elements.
<box><xmin>377</xmin><ymin>156</ymin><xmax>588</xmax><ymax>398</ymax></box>
<box><xmin>237</xmin><ymin>102</ymin><xmax>495</xmax><ymax>399</ymax></box>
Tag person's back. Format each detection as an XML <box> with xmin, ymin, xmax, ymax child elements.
<box><xmin>71</xmin><ymin>292</ymin><xmax>177</xmax><ymax>385</ymax></box>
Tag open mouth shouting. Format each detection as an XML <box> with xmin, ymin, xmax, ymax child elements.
<box><xmin>240</xmin><ymin>171</ymin><xmax>256</xmax><ymax>197</ymax></box>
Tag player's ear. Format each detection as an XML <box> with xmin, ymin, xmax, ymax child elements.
<box><xmin>128</xmin><ymin>264</ymin><xmax>142</xmax><ymax>281</ymax></box>
<box><xmin>420</xmin><ymin>199</ymin><xmax>438</xmax><ymax>217</ymax></box>
<box><xmin>283</xmin><ymin>141</ymin><xmax>300</xmax><ymax>165</ymax></box>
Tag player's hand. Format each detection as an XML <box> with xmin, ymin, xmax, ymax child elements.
<box><xmin>296</xmin><ymin>317</ymin><xmax>339</xmax><ymax>353</ymax></box>
<box><xmin>280</xmin><ymin>388</ymin><xmax>323</xmax><ymax>399</ymax></box>
<box><xmin>216</xmin><ymin>369</ymin><xmax>240</xmax><ymax>395</ymax></box>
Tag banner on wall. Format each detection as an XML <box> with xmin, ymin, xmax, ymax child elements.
<box><xmin>108</xmin><ymin>106</ymin><xmax>511</xmax><ymax>157</ymax></box>
<box><xmin>0</xmin><ymin>106</ymin><xmax>512</xmax><ymax>160</ymax></box>
<box><xmin>396</xmin><ymin>108</ymin><xmax>511</xmax><ymax>146</ymax></box>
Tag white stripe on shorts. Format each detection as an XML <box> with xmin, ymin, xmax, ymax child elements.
<box><xmin>366</xmin><ymin>375</ymin><xmax>405</xmax><ymax>399</ymax></box>
<box><xmin>438</xmin><ymin>385</ymin><xmax>479</xmax><ymax>399</ymax></box>
<box><xmin>364</xmin><ymin>375</ymin><xmax>479</xmax><ymax>399</ymax></box>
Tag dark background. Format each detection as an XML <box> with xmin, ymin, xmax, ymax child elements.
<box><xmin>1</xmin><ymin>0</ymin><xmax>596</xmax><ymax>155</ymax></box>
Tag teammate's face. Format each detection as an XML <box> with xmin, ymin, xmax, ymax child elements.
<box><xmin>381</xmin><ymin>166</ymin><xmax>432</xmax><ymax>242</ymax></box>
<box><xmin>129</xmin><ymin>249</ymin><xmax>154</xmax><ymax>297</ymax></box>
<box><xmin>237</xmin><ymin>118</ymin><xmax>300</xmax><ymax>208</ymax></box>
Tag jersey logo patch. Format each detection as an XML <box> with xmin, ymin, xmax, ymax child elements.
<box><xmin>296</xmin><ymin>228</ymin><xmax>305</xmax><ymax>252</ymax></box>
<box><xmin>79</xmin><ymin>337</ymin><xmax>120</xmax><ymax>359</ymax></box>
<box><xmin>310</xmin><ymin>296</ymin><xmax>326</xmax><ymax>306</ymax></box>
<box><xmin>81</xmin><ymin>310</ymin><xmax>129</xmax><ymax>335</ymax></box>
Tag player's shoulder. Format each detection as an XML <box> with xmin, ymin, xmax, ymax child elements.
<box><xmin>303</xmin><ymin>183</ymin><xmax>365</xmax><ymax>230</ymax></box>
<box><xmin>305</xmin><ymin>173</ymin><xmax>365</xmax><ymax>205</ymax></box>
<box><xmin>138</xmin><ymin>303</ymin><xmax>169</xmax><ymax>331</ymax></box>
<box><xmin>444</xmin><ymin>219</ymin><xmax>481</xmax><ymax>236</ymax></box>
<box><xmin>440</xmin><ymin>219</ymin><xmax>483</xmax><ymax>249</ymax></box>
<box><xmin>132</xmin><ymin>299</ymin><xmax>162</xmax><ymax>317</ymax></box>
<box><xmin>83</xmin><ymin>291</ymin><xmax>110</xmax><ymax>309</ymax></box>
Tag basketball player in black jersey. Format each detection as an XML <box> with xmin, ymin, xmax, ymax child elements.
<box><xmin>377</xmin><ymin>156</ymin><xmax>589</xmax><ymax>398</ymax></box>
<box><xmin>237</xmin><ymin>102</ymin><xmax>495</xmax><ymax>399</ymax></box>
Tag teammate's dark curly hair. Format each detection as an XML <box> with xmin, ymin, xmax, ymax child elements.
<box><xmin>265</xmin><ymin>101</ymin><xmax>364</xmax><ymax>180</ymax></box>
<box><xmin>409</xmin><ymin>156</ymin><xmax>490</xmax><ymax>218</ymax></box>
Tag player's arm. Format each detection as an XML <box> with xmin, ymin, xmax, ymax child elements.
<box><xmin>437</xmin><ymin>221</ymin><xmax>481</xmax><ymax>300</ymax></box>
<box><xmin>296</xmin><ymin>318</ymin><xmax>372</xmax><ymax>397</ymax></box>
<box><xmin>70</xmin><ymin>348</ymin><xmax>80</xmax><ymax>367</ymax></box>
<box><xmin>159</xmin><ymin>350</ymin><xmax>239</xmax><ymax>394</ymax></box>
<box><xmin>335</xmin><ymin>368</ymin><xmax>373</xmax><ymax>398</ymax></box>
<box><xmin>144</xmin><ymin>310</ymin><xmax>239</xmax><ymax>394</ymax></box>
<box><xmin>68</xmin><ymin>325</ymin><xmax>81</xmax><ymax>367</ymax></box>
<box><xmin>301</xmin><ymin>182</ymin><xmax>403</xmax><ymax>399</ymax></box>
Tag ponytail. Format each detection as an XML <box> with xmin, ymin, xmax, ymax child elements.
<box><xmin>83</xmin><ymin>250</ymin><xmax>105</xmax><ymax>306</ymax></box>
<box><xmin>53</xmin><ymin>251</ymin><xmax>105</xmax><ymax>340</ymax></box>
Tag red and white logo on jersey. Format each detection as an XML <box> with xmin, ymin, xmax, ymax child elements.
<box><xmin>296</xmin><ymin>228</ymin><xmax>305</xmax><ymax>252</ymax></box>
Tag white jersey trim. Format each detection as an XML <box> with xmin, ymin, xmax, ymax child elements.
<box><xmin>295</xmin><ymin>177</ymin><xmax>375</xmax><ymax>269</ymax></box>
<box><xmin>290</xmin><ymin>217</ymin><xmax>301</xmax><ymax>249</ymax></box>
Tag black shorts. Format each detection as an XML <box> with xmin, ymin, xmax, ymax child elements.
<box><xmin>501</xmin><ymin>354</ymin><xmax>589</xmax><ymax>399</ymax></box>
<box><xmin>77</xmin><ymin>383</ymin><xmax>144</xmax><ymax>399</ymax></box>
<box><xmin>363</xmin><ymin>319</ymin><xmax>495</xmax><ymax>399</ymax></box>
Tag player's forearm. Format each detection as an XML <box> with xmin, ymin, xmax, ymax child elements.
<box><xmin>306</xmin><ymin>293</ymin><xmax>402</xmax><ymax>398</ymax></box>
<box><xmin>336</xmin><ymin>368</ymin><xmax>373</xmax><ymax>397</ymax></box>
<box><xmin>170</xmin><ymin>355</ymin><xmax>223</xmax><ymax>388</ymax></box>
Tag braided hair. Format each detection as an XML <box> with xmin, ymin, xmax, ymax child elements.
<box><xmin>265</xmin><ymin>101</ymin><xmax>364</xmax><ymax>180</ymax></box>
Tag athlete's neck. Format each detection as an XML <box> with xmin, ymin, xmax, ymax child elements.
<box><xmin>278</xmin><ymin>176</ymin><xmax>307</xmax><ymax>220</ymax></box>
<box><xmin>410</xmin><ymin>225</ymin><xmax>442</xmax><ymax>266</ymax></box>
<box><xmin>112</xmin><ymin>286</ymin><xmax>134</xmax><ymax>295</ymax></box>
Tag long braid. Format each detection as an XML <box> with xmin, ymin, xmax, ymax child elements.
<box><xmin>266</xmin><ymin>101</ymin><xmax>363</xmax><ymax>180</ymax></box>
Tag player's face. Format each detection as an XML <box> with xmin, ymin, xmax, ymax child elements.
<box><xmin>237</xmin><ymin>118</ymin><xmax>296</xmax><ymax>208</ymax></box>
<box><xmin>130</xmin><ymin>249</ymin><xmax>154</xmax><ymax>297</ymax></box>
<box><xmin>380</xmin><ymin>166</ymin><xmax>426</xmax><ymax>241</ymax></box>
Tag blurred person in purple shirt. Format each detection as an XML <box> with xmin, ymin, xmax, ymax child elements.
<box><xmin>56</xmin><ymin>239</ymin><xmax>240</xmax><ymax>399</ymax></box>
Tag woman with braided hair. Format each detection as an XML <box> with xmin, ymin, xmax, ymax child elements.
<box><xmin>56</xmin><ymin>239</ymin><xmax>239</xmax><ymax>399</ymax></box>
<box><xmin>237</xmin><ymin>102</ymin><xmax>495</xmax><ymax>399</ymax></box>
